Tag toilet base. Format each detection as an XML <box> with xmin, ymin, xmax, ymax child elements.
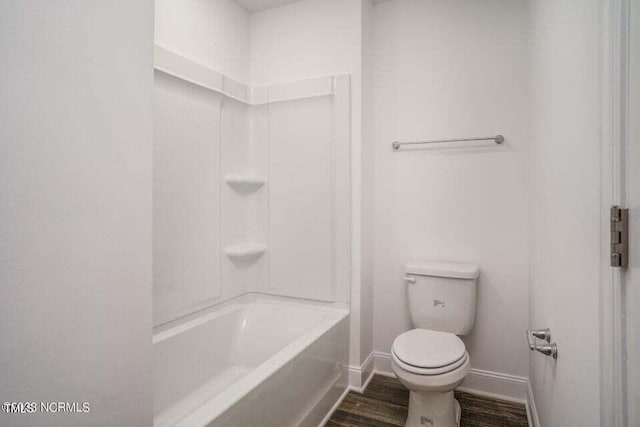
<box><xmin>405</xmin><ymin>390</ymin><xmax>461</xmax><ymax>427</ymax></box>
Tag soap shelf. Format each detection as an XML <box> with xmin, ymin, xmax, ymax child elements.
<box><xmin>225</xmin><ymin>243</ymin><xmax>267</xmax><ymax>260</ymax></box>
<box><xmin>224</xmin><ymin>174</ymin><xmax>266</xmax><ymax>192</ymax></box>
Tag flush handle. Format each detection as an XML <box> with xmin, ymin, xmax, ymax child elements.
<box><xmin>403</xmin><ymin>276</ymin><xmax>416</xmax><ymax>283</ymax></box>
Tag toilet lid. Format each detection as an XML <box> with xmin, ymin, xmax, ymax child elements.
<box><xmin>392</xmin><ymin>329</ymin><xmax>466</xmax><ymax>368</ymax></box>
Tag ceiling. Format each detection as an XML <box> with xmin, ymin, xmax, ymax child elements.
<box><xmin>234</xmin><ymin>0</ymin><xmax>304</xmax><ymax>12</ymax></box>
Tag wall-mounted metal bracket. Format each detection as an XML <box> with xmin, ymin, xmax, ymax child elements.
<box><xmin>526</xmin><ymin>328</ymin><xmax>558</xmax><ymax>360</ymax></box>
<box><xmin>531</xmin><ymin>328</ymin><xmax>551</xmax><ymax>343</ymax></box>
<box><xmin>535</xmin><ymin>343</ymin><xmax>558</xmax><ymax>359</ymax></box>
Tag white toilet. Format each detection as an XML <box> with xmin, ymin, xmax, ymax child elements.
<box><xmin>391</xmin><ymin>261</ymin><xmax>479</xmax><ymax>427</ymax></box>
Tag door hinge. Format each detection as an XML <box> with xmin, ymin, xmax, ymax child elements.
<box><xmin>610</xmin><ymin>206</ymin><xmax>629</xmax><ymax>268</ymax></box>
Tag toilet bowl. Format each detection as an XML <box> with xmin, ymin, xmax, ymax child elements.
<box><xmin>393</xmin><ymin>261</ymin><xmax>479</xmax><ymax>427</ymax></box>
<box><xmin>391</xmin><ymin>329</ymin><xmax>470</xmax><ymax>427</ymax></box>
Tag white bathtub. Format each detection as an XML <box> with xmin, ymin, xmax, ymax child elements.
<box><xmin>153</xmin><ymin>294</ymin><xmax>349</xmax><ymax>427</ymax></box>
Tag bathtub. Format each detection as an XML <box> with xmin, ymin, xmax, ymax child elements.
<box><xmin>153</xmin><ymin>293</ymin><xmax>349</xmax><ymax>427</ymax></box>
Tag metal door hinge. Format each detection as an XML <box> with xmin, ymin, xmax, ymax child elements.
<box><xmin>610</xmin><ymin>206</ymin><xmax>629</xmax><ymax>268</ymax></box>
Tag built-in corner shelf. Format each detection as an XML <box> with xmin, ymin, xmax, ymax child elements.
<box><xmin>224</xmin><ymin>243</ymin><xmax>267</xmax><ymax>261</ymax></box>
<box><xmin>224</xmin><ymin>174</ymin><xmax>266</xmax><ymax>192</ymax></box>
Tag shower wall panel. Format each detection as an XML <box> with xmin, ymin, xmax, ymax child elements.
<box><xmin>263</xmin><ymin>75</ymin><xmax>351</xmax><ymax>303</ymax></box>
<box><xmin>267</xmin><ymin>96</ymin><xmax>335</xmax><ymax>301</ymax></box>
<box><xmin>152</xmin><ymin>46</ymin><xmax>350</xmax><ymax>325</ymax></box>
<box><xmin>153</xmin><ymin>73</ymin><xmax>223</xmax><ymax>326</ymax></box>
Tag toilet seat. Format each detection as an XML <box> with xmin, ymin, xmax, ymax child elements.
<box><xmin>392</xmin><ymin>329</ymin><xmax>467</xmax><ymax>375</ymax></box>
<box><xmin>392</xmin><ymin>349</ymin><xmax>468</xmax><ymax>375</ymax></box>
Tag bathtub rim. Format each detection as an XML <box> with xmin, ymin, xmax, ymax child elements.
<box><xmin>153</xmin><ymin>291</ymin><xmax>348</xmax><ymax>339</ymax></box>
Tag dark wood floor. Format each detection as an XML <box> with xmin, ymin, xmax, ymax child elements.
<box><xmin>327</xmin><ymin>375</ymin><xmax>528</xmax><ymax>427</ymax></box>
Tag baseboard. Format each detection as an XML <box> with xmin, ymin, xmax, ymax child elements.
<box><xmin>372</xmin><ymin>351</ymin><xmax>394</xmax><ymax>376</ymax></box>
<box><xmin>318</xmin><ymin>351</ymin><xmax>385</xmax><ymax>425</ymax></box>
<box><xmin>348</xmin><ymin>351</ymin><xmax>375</xmax><ymax>391</ymax></box>
<box><xmin>342</xmin><ymin>351</ymin><xmax>539</xmax><ymax>426</ymax></box>
<box><xmin>369</xmin><ymin>352</ymin><xmax>529</xmax><ymax>403</ymax></box>
<box><xmin>321</xmin><ymin>356</ymin><xmax>374</xmax><ymax>426</ymax></box>
<box><xmin>458</xmin><ymin>368</ymin><xmax>529</xmax><ymax>403</ymax></box>
<box><xmin>526</xmin><ymin>380</ymin><xmax>540</xmax><ymax>427</ymax></box>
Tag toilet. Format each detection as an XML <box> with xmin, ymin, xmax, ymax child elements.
<box><xmin>391</xmin><ymin>261</ymin><xmax>479</xmax><ymax>427</ymax></box>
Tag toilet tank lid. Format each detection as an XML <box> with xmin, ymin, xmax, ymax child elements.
<box><xmin>405</xmin><ymin>261</ymin><xmax>480</xmax><ymax>279</ymax></box>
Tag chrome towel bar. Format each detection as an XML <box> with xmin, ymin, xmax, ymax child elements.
<box><xmin>392</xmin><ymin>134</ymin><xmax>504</xmax><ymax>150</ymax></box>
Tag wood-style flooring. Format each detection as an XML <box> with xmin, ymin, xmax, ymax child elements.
<box><xmin>327</xmin><ymin>375</ymin><xmax>529</xmax><ymax>427</ymax></box>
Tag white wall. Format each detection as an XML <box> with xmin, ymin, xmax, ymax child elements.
<box><xmin>370</xmin><ymin>0</ymin><xmax>530</xmax><ymax>378</ymax></box>
<box><xmin>249</xmin><ymin>0</ymin><xmax>362</xmax><ymax>87</ymax></box>
<box><xmin>0</xmin><ymin>1</ymin><xmax>153</xmax><ymax>426</ymax></box>
<box><xmin>156</xmin><ymin>0</ymin><xmax>250</xmax><ymax>83</ymax></box>
<box><xmin>528</xmin><ymin>0</ymin><xmax>602</xmax><ymax>425</ymax></box>
<box><xmin>249</xmin><ymin>0</ymin><xmax>367</xmax><ymax>366</ymax></box>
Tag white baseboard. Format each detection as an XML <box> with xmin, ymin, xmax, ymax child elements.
<box><xmin>341</xmin><ymin>351</ymin><xmax>539</xmax><ymax>427</ymax></box>
<box><xmin>372</xmin><ymin>351</ymin><xmax>394</xmax><ymax>376</ymax></box>
<box><xmin>526</xmin><ymin>380</ymin><xmax>540</xmax><ymax>427</ymax></box>
<box><xmin>321</xmin><ymin>355</ymin><xmax>375</xmax><ymax>426</ymax></box>
<box><xmin>370</xmin><ymin>351</ymin><xmax>528</xmax><ymax>403</ymax></box>
<box><xmin>348</xmin><ymin>351</ymin><xmax>375</xmax><ymax>391</ymax></box>
<box><xmin>458</xmin><ymin>368</ymin><xmax>529</xmax><ymax>403</ymax></box>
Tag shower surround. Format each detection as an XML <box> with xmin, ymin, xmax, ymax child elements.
<box><xmin>152</xmin><ymin>33</ymin><xmax>351</xmax><ymax>425</ymax></box>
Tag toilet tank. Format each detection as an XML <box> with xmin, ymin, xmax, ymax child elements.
<box><xmin>405</xmin><ymin>261</ymin><xmax>479</xmax><ymax>335</ymax></box>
